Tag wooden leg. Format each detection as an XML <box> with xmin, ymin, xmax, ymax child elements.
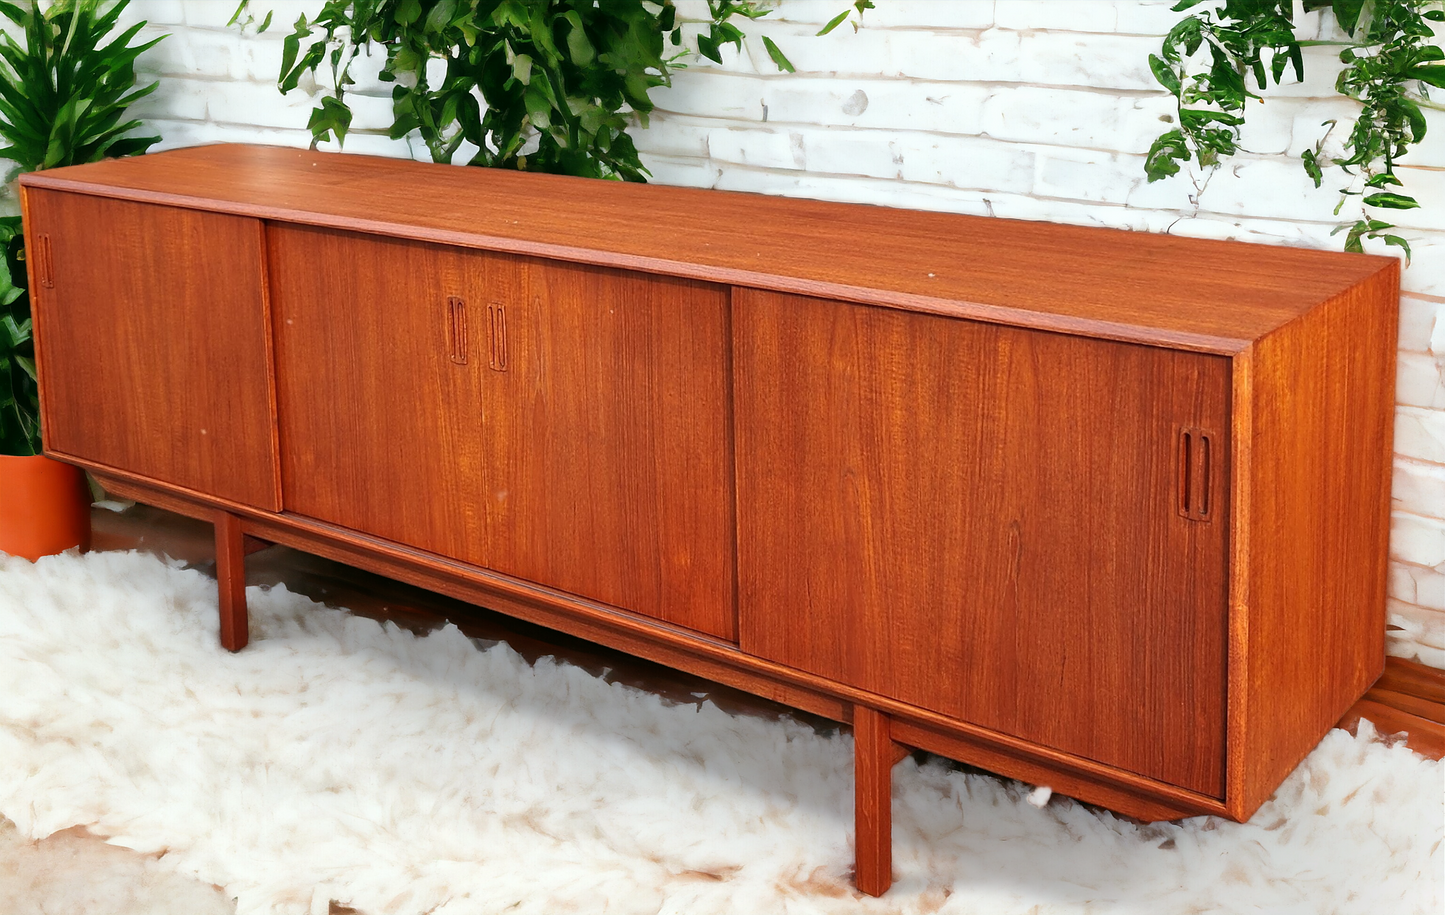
<box><xmin>214</xmin><ymin>511</ymin><xmax>249</xmax><ymax>652</ymax></box>
<box><xmin>854</xmin><ymin>705</ymin><xmax>901</xmax><ymax>897</ymax></box>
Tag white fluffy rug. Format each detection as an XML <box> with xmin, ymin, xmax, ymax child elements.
<box><xmin>0</xmin><ymin>550</ymin><xmax>1440</xmax><ymax>915</ymax></box>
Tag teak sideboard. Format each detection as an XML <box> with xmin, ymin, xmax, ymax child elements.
<box><xmin>21</xmin><ymin>144</ymin><xmax>1397</xmax><ymax>896</ymax></box>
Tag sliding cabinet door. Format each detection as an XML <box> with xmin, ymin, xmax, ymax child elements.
<box><xmin>270</xmin><ymin>226</ymin><xmax>734</xmax><ymax>640</ymax></box>
<box><xmin>733</xmin><ymin>289</ymin><xmax>1230</xmax><ymax>796</ymax></box>
<box><xmin>270</xmin><ymin>226</ymin><xmax>488</xmax><ymax>562</ymax></box>
<box><xmin>474</xmin><ymin>257</ymin><xmax>736</xmax><ymax>640</ymax></box>
<box><xmin>25</xmin><ymin>189</ymin><xmax>279</xmax><ymax>509</ymax></box>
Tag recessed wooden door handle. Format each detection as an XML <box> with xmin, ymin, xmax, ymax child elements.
<box><xmin>487</xmin><ymin>302</ymin><xmax>507</xmax><ymax>372</ymax></box>
<box><xmin>34</xmin><ymin>233</ymin><xmax>54</xmax><ymax>288</ymax></box>
<box><xmin>447</xmin><ymin>296</ymin><xmax>467</xmax><ymax>365</ymax></box>
<box><xmin>1177</xmin><ymin>426</ymin><xmax>1213</xmax><ymax>522</ymax></box>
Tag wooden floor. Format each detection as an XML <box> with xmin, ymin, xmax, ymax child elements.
<box><xmin>91</xmin><ymin>503</ymin><xmax>1445</xmax><ymax>766</ymax></box>
<box><xmin>1336</xmin><ymin>657</ymin><xmax>1445</xmax><ymax>759</ymax></box>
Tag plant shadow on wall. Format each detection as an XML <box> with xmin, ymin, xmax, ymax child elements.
<box><xmin>0</xmin><ymin>0</ymin><xmax>162</xmax><ymax>456</ymax></box>
<box><xmin>229</xmin><ymin>0</ymin><xmax>871</xmax><ymax>180</ymax></box>
<box><xmin>1146</xmin><ymin>0</ymin><xmax>1445</xmax><ymax>258</ymax></box>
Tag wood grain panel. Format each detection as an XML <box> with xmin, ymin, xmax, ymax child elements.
<box><xmin>1233</xmin><ymin>262</ymin><xmax>1398</xmax><ymax>818</ymax></box>
<box><xmin>735</xmin><ymin>289</ymin><xmax>1230</xmax><ymax>796</ymax></box>
<box><xmin>23</xmin><ymin>188</ymin><xmax>279</xmax><ymax>509</ymax></box>
<box><xmin>476</xmin><ymin>257</ymin><xmax>736</xmax><ymax>639</ymax></box>
<box><xmin>270</xmin><ymin>225</ymin><xmax>486</xmax><ymax>560</ymax></box>
<box><xmin>270</xmin><ymin>225</ymin><xmax>735</xmax><ymax>640</ymax></box>
<box><xmin>20</xmin><ymin>145</ymin><xmax>1398</xmax><ymax>353</ymax></box>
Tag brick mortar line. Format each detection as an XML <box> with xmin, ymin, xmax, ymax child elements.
<box><xmin>1393</xmin><ymin>556</ymin><xmax>1445</xmax><ymax>572</ymax></box>
<box><xmin>1391</xmin><ymin>508</ymin><xmax>1445</xmax><ymax>524</ymax></box>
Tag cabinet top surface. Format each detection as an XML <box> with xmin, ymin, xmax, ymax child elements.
<box><xmin>21</xmin><ymin>143</ymin><xmax>1397</xmax><ymax>352</ymax></box>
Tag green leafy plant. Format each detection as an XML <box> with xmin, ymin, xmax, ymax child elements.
<box><xmin>234</xmin><ymin>0</ymin><xmax>809</xmax><ymax>181</ymax></box>
<box><xmin>0</xmin><ymin>0</ymin><xmax>164</xmax><ymax>455</ymax></box>
<box><xmin>1146</xmin><ymin>0</ymin><xmax>1445</xmax><ymax>257</ymax></box>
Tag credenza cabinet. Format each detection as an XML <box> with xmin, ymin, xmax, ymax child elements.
<box><xmin>21</xmin><ymin>145</ymin><xmax>1398</xmax><ymax>897</ymax></box>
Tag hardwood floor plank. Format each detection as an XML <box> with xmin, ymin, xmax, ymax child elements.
<box><xmin>1376</xmin><ymin>656</ymin><xmax>1445</xmax><ymax>706</ymax></box>
<box><xmin>1365</xmin><ymin>687</ymin><xmax>1445</xmax><ymax>726</ymax></box>
<box><xmin>1338</xmin><ymin>699</ymin><xmax>1445</xmax><ymax>760</ymax></box>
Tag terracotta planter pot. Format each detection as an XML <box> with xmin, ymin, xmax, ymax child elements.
<box><xmin>0</xmin><ymin>454</ymin><xmax>91</xmax><ymax>561</ymax></box>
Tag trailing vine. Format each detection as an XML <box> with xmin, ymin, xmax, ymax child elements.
<box><xmin>1146</xmin><ymin>0</ymin><xmax>1445</xmax><ymax>257</ymax></box>
<box><xmin>231</xmin><ymin>0</ymin><xmax>813</xmax><ymax>181</ymax></box>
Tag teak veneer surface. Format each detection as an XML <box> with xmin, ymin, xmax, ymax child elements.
<box><xmin>19</xmin><ymin>144</ymin><xmax>1395</xmax><ymax>353</ymax></box>
<box><xmin>270</xmin><ymin>224</ymin><xmax>737</xmax><ymax>640</ymax></box>
<box><xmin>735</xmin><ymin>290</ymin><xmax>1230</xmax><ymax>797</ymax></box>
<box><xmin>1232</xmin><ymin>266</ymin><xmax>1396</xmax><ymax>816</ymax></box>
<box><xmin>22</xmin><ymin>189</ymin><xmax>281</xmax><ymax>510</ymax></box>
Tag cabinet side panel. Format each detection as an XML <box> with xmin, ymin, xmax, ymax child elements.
<box><xmin>735</xmin><ymin>289</ymin><xmax>1230</xmax><ymax>796</ymax></box>
<box><xmin>1238</xmin><ymin>263</ymin><xmax>1398</xmax><ymax>817</ymax></box>
<box><xmin>26</xmin><ymin>189</ymin><xmax>279</xmax><ymax>509</ymax></box>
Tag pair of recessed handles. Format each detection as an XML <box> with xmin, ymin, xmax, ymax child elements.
<box><xmin>446</xmin><ymin>296</ymin><xmax>507</xmax><ymax>372</ymax></box>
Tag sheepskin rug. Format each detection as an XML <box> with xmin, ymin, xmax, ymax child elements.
<box><xmin>0</xmin><ymin>549</ymin><xmax>1440</xmax><ymax>915</ymax></box>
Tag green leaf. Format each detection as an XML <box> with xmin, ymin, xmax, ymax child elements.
<box><xmin>762</xmin><ymin>36</ymin><xmax>793</xmax><ymax>73</ymax></box>
<box><xmin>395</xmin><ymin>0</ymin><xmax>422</xmax><ymax>27</ymax></box>
<box><xmin>0</xmin><ymin>314</ymin><xmax>28</xmax><ymax>348</ymax></box>
<box><xmin>1409</xmin><ymin>64</ymin><xmax>1445</xmax><ymax>88</ymax></box>
<box><xmin>1402</xmin><ymin>98</ymin><xmax>1428</xmax><ymax>142</ymax></box>
<box><xmin>511</xmin><ymin>53</ymin><xmax>532</xmax><ymax>86</ymax></box>
<box><xmin>1362</xmin><ymin>192</ymin><xmax>1420</xmax><ymax>209</ymax></box>
<box><xmin>528</xmin><ymin>4</ymin><xmax>562</xmax><ymax>64</ymax></box>
<box><xmin>817</xmin><ymin>11</ymin><xmax>850</xmax><ymax>36</ymax></box>
<box><xmin>307</xmin><ymin>94</ymin><xmax>352</xmax><ymax>145</ymax></box>
<box><xmin>424</xmin><ymin>0</ymin><xmax>455</xmax><ymax>35</ymax></box>
<box><xmin>1302</xmin><ymin>148</ymin><xmax>1323</xmax><ymax>187</ymax></box>
<box><xmin>561</xmin><ymin>12</ymin><xmax>594</xmax><ymax>67</ymax></box>
<box><xmin>524</xmin><ymin>83</ymin><xmax>551</xmax><ymax>129</ymax></box>
<box><xmin>1149</xmin><ymin>53</ymin><xmax>1180</xmax><ymax>96</ymax></box>
<box><xmin>1144</xmin><ymin>128</ymin><xmax>1190</xmax><ymax>182</ymax></box>
<box><xmin>279</xmin><ymin>14</ymin><xmax>309</xmax><ymax>86</ymax></box>
<box><xmin>1382</xmin><ymin>235</ymin><xmax>1412</xmax><ymax>260</ymax></box>
<box><xmin>1332</xmin><ymin>0</ymin><xmax>1365</xmax><ymax>35</ymax></box>
<box><xmin>696</xmin><ymin>32</ymin><xmax>721</xmax><ymax>64</ymax></box>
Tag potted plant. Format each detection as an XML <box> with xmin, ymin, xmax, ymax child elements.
<box><xmin>0</xmin><ymin>0</ymin><xmax>162</xmax><ymax>560</ymax></box>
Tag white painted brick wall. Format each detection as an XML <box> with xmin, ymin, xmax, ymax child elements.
<box><xmin>115</xmin><ymin>0</ymin><xmax>1445</xmax><ymax>665</ymax></box>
